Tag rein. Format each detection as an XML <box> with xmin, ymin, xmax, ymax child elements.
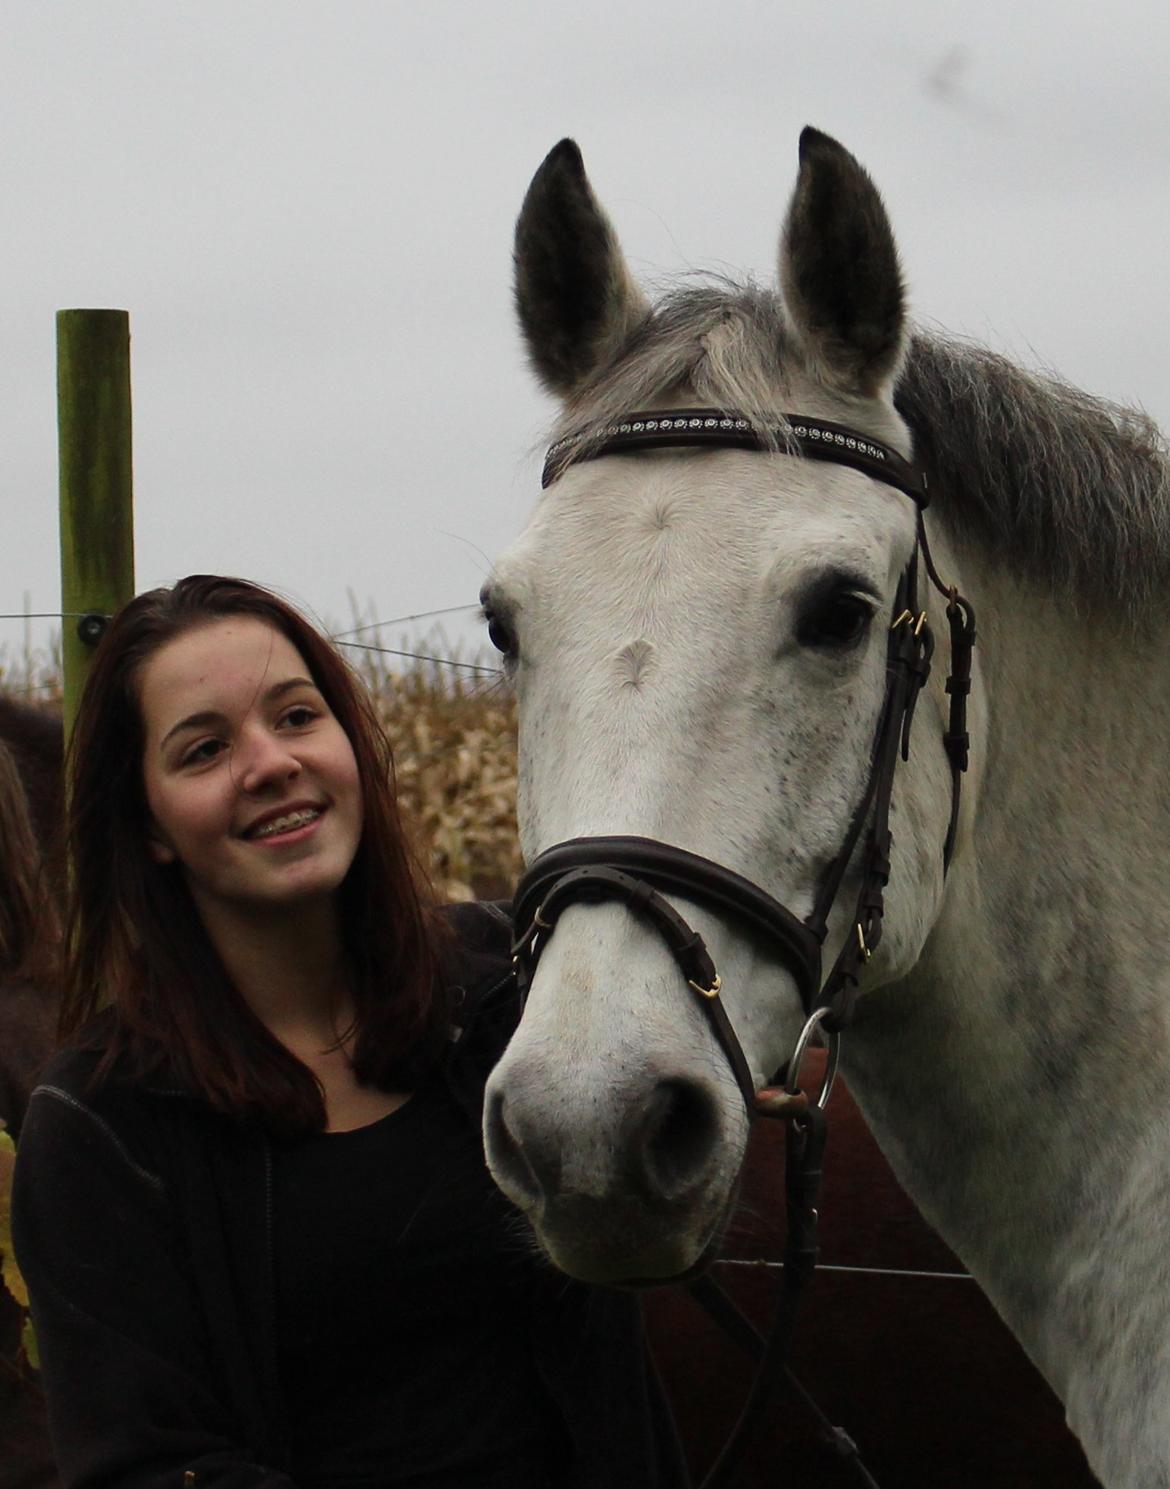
<box><xmin>511</xmin><ymin>406</ymin><xmax>978</xmax><ymax>1485</ymax></box>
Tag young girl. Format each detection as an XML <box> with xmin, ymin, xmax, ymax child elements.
<box><xmin>13</xmin><ymin>576</ymin><xmax>686</xmax><ymax>1489</ymax></box>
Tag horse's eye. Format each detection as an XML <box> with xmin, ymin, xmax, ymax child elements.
<box><xmin>480</xmin><ymin>594</ymin><xmax>518</xmax><ymax>660</ymax></box>
<box><xmin>797</xmin><ymin>592</ymin><xmax>874</xmax><ymax>649</ymax></box>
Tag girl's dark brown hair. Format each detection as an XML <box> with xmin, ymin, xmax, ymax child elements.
<box><xmin>60</xmin><ymin>575</ymin><xmax>447</xmax><ymax>1134</ymax></box>
<box><xmin>0</xmin><ymin>739</ymin><xmax>60</xmax><ymax>990</ymax></box>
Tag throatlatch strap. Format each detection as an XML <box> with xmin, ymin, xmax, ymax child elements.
<box><xmin>814</xmin><ymin>586</ymin><xmax>932</xmax><ymax>1029</ymax></box>
<box><xmin>942</xmin><ymin>596</ymin><xmax>976</xmax><ymax>868</ymax></box>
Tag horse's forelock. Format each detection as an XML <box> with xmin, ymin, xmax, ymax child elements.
<box><xmin>551</xmin><ymin>281</ymin><xmax>798</xmax><ymax>454</ymax></box>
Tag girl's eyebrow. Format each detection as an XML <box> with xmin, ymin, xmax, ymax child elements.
<box><xmin>159</xmin><ymin>676</ymin><xmax>317</xmax><ymax>750</ymax></box>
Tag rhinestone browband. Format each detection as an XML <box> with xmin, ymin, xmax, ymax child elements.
<box><xmin>541</xmin><ymin>407</ymin><xmax>927</xmax><ymax>507</ymax></box>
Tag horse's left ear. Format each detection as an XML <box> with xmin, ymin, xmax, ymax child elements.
<box><xmin>779</xmin><ymin>128</ymin><xmax>906</xmax><ymax>398</ymax></box>
<box><xmin>514</xmin><ymin>139</ymin><xmax>648</xmax><ymax>397</ymax></box>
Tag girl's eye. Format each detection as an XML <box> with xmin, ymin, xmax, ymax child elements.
<box><xmin>281</xmin><ymin>705</ymin><xmax>318</xmax><ymax>728</ymax></box>
<box><xmin>182</xmin><ymin>738</ymin><xmax>226</xmax><ymax>767</ymax></box>
<box><xmin>796</xmin><ymin>592</ymin><xmax>875</xmax><ymax>649</ymax></box>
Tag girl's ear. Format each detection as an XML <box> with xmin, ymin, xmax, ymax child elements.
<box><xmin>147</xmin><ymin>824</ymin><xmax>177</xmax><ymax>865</ymax></box>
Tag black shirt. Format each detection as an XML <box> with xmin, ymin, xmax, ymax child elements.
<box><xmin>14</xmin><ymin>903</ymin><xmax>689</xmax><ymax>1489</ymax></box>
<box><xmin>273</xmin><ymin>1075</ymin><xmax>570</xmax><ymax>1487</ymax></box>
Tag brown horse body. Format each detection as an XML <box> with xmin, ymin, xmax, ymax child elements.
<box><xmin>0</xmin><ymin>698</ymin><xmax>60</xmax><ymax>1488</ymax></box>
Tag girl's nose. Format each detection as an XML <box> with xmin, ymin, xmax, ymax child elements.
<box><xmin>237</xmin><ymin>730</ymin><xmax>302</xmax><ymax>795</ymax></box>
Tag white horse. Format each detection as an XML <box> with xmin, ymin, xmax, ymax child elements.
<box><xmin>481</xmin><ymin>128</ymin><xmax>1170</xmax><ymax>1488</ymax></box>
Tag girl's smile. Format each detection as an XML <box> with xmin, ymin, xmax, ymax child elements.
<box><xmin>139</xmin><ymin>616</ymin><xmax>364</xmax><ymax>927</ymax></box>
<box><xmin>243</xmin><ymin>803</ymin><xmax>327</xmax><ymax>843</ymax></box>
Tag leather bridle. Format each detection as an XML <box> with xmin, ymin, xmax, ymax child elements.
<box><xmin>513</xmin><ymin>407</ymin><xmax>976</xmax><ymax>1098</ymax></box>
<box><xmin>507</xmin><ymin>407</ymin><xmax>978</xmax><ymax>1486</ymax></box>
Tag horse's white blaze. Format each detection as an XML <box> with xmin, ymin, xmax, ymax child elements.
<box><xmin>491</xmin><ymin>130</ymin><xmax>1170</xmax><ymax>1485</ymax></box>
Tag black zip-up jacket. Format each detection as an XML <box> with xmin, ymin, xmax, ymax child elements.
<box><xmin>13</xmin><ymin>903</ymin><xmax>688</xmax><ymax>1489</ymax></box>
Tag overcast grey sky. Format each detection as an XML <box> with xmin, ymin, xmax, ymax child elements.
<box><xmin>3</xmin><ymin>0</ymin><xmax>1168</xmax><ymax>676</ymax></box>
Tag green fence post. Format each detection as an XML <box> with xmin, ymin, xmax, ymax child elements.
<box><xmin>57</xmin><ymin>309</ymin><xmax>135</xmax><ymax>744</ymax></box>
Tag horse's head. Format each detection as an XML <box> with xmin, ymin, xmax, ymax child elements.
<box><xmin>483</xmin><ymin>130</ymin><xmax>965</xmax><ymax>1282</ymax></box>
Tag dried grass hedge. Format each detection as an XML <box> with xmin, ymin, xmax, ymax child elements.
<box><xmin>372</xmin><ymin>667</ymin><xmax>521</xmax><ymax>903</ymax></box>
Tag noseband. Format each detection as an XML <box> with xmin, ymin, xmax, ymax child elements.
<box><xmin>511</xmin><ymin>407</ymin><xmax>977</xmax><ymax>1109</ymax></box>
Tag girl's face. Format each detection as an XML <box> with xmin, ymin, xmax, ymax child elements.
<box><xmin>139</xmin><ymin>617</ymin><xmax>363</xmax><ymax>929</ymax></box>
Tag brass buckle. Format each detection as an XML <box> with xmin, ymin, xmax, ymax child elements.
<box><xmin>687</xmin><ymin>972</ymin><xmax>722</xmax><ymax>1001</ymax></box>
<box><xmin>891</xmin><ymin>607</ymin><xmax>929</xmax><ymax>636</ymax></box>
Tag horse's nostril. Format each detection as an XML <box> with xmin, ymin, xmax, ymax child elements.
<box><xmin>484</xmin><ymin>1089</ymin><xmax>546</xmax><ymax>1208</ymax></box>
<box><xmin>639</xmin><ymin>1079</ymin><xmax>721</xmax><ymax>1201</ymax></box>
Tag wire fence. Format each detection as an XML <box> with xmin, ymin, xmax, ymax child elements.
<box><xmin>329</xmin><ymin>603</ymin><xmax>478</xmax><ymax>641</ymax></box>
<box><xmin>336</xmin><ymin>640</ymin><xmax>500</xmax><ymax>676</ymax></box>
<box><xmin>0</xmin><ymin>601</ymin><xmax>499</xmax><ymax>693</ymax></box>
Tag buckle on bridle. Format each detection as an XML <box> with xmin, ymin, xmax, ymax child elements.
<box><xmin>890</xmin><ymin>607</ymin><xmax>928</xmax><ymax>634</ymax></box>
<box><xmin>511</xmin><ymin>904</ymin><xmax>553</xmax><ymax>966</ymax></box>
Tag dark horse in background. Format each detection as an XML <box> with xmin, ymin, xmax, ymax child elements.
<box><xmin>0</xmin><ymin>697</ymin><xmax>61</xmax><ymax>857</ymax></box>
<box><xmin>0</xmin><ymin>695</ymin><xmax>62</xmax><ymax>1136</ymax></box>
<box><xmin>0</xmin><ymin>696</ymin><xmax>62</xmax><ymax>1489</ymax></box>
<box><xmin>0</xmin><ymin>686</ymin><xmax>1098</xmax><ymax>1482</ymax></box>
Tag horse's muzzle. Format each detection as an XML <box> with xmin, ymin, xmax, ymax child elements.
<box><xmin>484</xmin><ymin>1069</ymin><xmax>736</xmax><ymax>1283</ymax></box>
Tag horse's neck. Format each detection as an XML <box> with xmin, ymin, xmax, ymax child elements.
<box><xmin>845</xmin><ymin>557</ymin><xmax>1170</xmax><ymax>1481</ymax></box>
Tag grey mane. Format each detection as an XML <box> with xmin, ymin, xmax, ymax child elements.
<box><xmin>554</xmin><ymin>281</ymin><xmax>1170</xmax><ymax>619</ymax></box>
<box><xmin>898</xmin><ymin>334</ymin><xmax>1170</xmax><ymax>617</ymax></box>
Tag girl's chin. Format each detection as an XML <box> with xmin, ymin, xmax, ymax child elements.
<box><xmin>190</xmin><ymin>872</ymin><xmax>350</xmax><ymax>926</ymax></box>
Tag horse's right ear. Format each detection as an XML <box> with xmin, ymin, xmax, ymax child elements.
<box><xmin>514</xmin><ymin>140</ymin><xmax>648</xmax><ymax>397</ymax></box>
<box><xmin>779</xmin><ymin>128</ymin><xmax>906</xmax><ymax>398</ymax></box>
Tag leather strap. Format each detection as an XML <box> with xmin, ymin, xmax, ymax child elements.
<box><xmin>941</xmin><ymin>595</ymin><xmax>976</xmax><ymax>867</ymax></box>
<box><xmin>686</xmin><ymin>1271</ymin><xmax>881</xmax><ymax>1487</ymax></box>
<box><xmin>812</xmin><ymin>569</ymin><xmax>936</xmax><ymax>1031</ymax></box>
<box><xmin>515</xmin><ymin>838</ymin><xmax>824</xmax><ymax>1008</ymax></box>
<box><xmin>695</xmin><ymin>1105</ymin><xmax>832</xmax><ymax>1487</ymax></box>
<box><xmin>512</xmin><ymin>863</ymin><xmax>758</xmax><ymax>1110</ymax></box>
<box><xmin>542</xmin><ymin>407</ymin><xmax>927</xmax><ymax>506</ymax></box>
